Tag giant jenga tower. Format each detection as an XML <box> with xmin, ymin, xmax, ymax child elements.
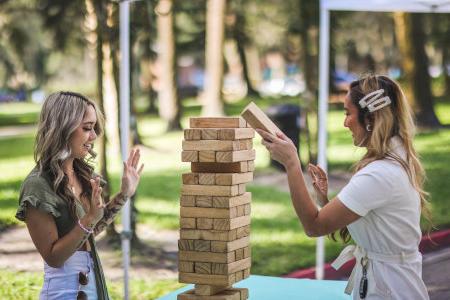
<box><xmin>178</xmin><ymin>117</ymin><xmax>255</xmax><ymax>300</ymax></box>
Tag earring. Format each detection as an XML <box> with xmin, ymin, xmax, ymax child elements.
<box><xmin>366</xmin><ymin>124</ymin><xmax>372</xmax><ymax>132</ymax></box>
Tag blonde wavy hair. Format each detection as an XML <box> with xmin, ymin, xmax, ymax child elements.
<box><xmin>333</xmin><ymin>75</ymin><xmax>432</xmax><ymax>243</ymax></box>
<box><xmin>34</xmin><ymin>91</ymin><xmax>104</xmax><ymax>219</ymax></box>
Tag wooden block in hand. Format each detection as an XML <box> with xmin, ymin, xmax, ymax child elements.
<box><xmin>190</xmin><ymin>117</ymin><xmax>246</xmax><ymax>128</ymax></box>
<box><xmin>241</xmin><ymin>102</ymin><xmax>280</xmax><ymax>136</ymax></box>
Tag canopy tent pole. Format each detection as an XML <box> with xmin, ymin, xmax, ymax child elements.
<box><xmin>316</xmin><ymin>1</ymin><xmax>330</xmax><ymax>280</ymax></box>
<box><xmin>119</xmin><ymin>1</ymin><xmax>131</xmax><ymax>299</ymax></box>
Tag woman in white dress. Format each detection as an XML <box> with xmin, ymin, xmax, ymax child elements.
<box><xmin>257</xmin><ymin>74</ymin><xmax>430</xmax><ymax>299</ymax></box>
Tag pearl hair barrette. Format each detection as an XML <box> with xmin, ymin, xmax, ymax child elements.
<box><xmin>358</xmin><ymin>89</ymin><xmax>391</xmax><ymax>112</ymax></box>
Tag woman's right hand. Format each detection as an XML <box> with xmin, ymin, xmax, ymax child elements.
<box><xmin>86</xmin><ymin>177</ymin><xmax>104</xmax><ymax>226</ymax></box>
<box><xmin>308</xmin><ymin>163</ymin><xmax>329</xmax><ymax>207</ymax></box>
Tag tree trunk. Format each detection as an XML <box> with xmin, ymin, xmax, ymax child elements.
<box><xmin>156</xmin><ymin>0</ymin><xmax>181</xmax><ymax>131</ymax></box>
<box><xmin>298</xmin><ymin>0</ymin><xmax>319</xmax><ymax>164</ymax></box>
<box><xmin>202</xmin><ymin>0</ymin><xmax>226</xmax><ymax>116</ymax></box>
<box><xmin>444</xmin><ymin>45</ymin><xmax>450</xmax><ymax>98</ymax></box>
<box><xmin>232</xmin><ymin>11</ymin><xmax>259</xmax><ymax>97</ymax></box>
<box><xmin>394</xmin><ymin>12</ymin><xmax>441</xmax><ymax>128</ymax></box>
<box><xmin>441</xmin><ymin>21</ymin><xmax>450</xmax><ymax>99</ymax></box>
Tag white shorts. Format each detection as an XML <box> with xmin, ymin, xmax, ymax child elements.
<box><xmin>39</xmin><ymin>251</ymin><xmax>98</xmax><ymax>300</ymax></box>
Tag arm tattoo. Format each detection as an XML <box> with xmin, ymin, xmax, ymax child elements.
<box><xmin>94</xmin><ymin>192</ymin><xmax>128</xmax><ymax>235</ymax></box>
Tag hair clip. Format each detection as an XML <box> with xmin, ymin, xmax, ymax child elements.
<box><xmin>358</xmin><ymin>89</ymin><xmax>391</xmax><ymax>113</ymax></box>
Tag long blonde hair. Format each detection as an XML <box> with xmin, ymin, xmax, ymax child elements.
<box><xmin>34</xmin><ymin>91</ymin><xmax>104</xmax><ymax>219</ymax></box>
<box><xmin>333</xmin><ymin>75</ymin><xmax>431</xmax><ymax>243</ymax></box>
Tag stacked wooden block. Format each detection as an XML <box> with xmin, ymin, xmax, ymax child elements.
<box><xmin>178</xmin><ymin>117</ymin><xmax>255</xmax><ymax>300</ymax></box>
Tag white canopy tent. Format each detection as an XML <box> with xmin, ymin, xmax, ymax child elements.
<box><xmin>317</xmin><ymin>0</ymin><xmax>450</xmax><ymax>279</ymax></box>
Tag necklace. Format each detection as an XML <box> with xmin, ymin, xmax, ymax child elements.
<box><xmin>66</xmin><ymin>172</ymin><xmax>78</xmax><ymax>196</ymax></box>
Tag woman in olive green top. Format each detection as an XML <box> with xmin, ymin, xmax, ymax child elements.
<box><xmin>15</xmin><ymin>92</ymin><xmax>144</xmax><ymax>300</ymax></box>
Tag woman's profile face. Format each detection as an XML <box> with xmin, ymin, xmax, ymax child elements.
<box><xmin>69</xmin><ymin>105</ymin><xmax>98</xmax><ymax>159</ymax></box>
<box><xmin>344</xmin><ymin>92</ymin><xmax>366</xmax><ymax>146</ymax></box>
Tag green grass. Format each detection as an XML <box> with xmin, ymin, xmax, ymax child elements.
<box><xmin>0</xmin><ymin>269</ymin><xmax>183</xmax><ymax>300</ymax></box>
<box><xmin>0</xmin><ymin>103</ymin><xmax>41</xmax><ymax>126</ymax></box>
<box><xmin>0</xmin><ymin>99</ymin><xmax>449</xmax><ymax>298</ymax></box>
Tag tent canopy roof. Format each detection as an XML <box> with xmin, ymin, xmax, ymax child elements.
<box><xmin>322</xmin><ymin>0</ymin><xmax>450</xmax><ymax>13</ymax></box>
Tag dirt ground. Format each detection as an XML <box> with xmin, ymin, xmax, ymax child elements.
<box><xmin>0</xmin><ymin>224</ymin><xmax>180</xmax><ymax>281</ymax></box>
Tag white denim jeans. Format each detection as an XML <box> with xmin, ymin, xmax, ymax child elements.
<box><xmin>40</xmin><ymin>251</ymin><xmax>98</xmax><ymax>300</ymax></box>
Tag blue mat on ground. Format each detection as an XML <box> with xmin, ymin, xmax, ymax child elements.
<box><xmin>157</xmin><ymin>275</ymin><xmax>351</xmax><ymax>300</ymax></box>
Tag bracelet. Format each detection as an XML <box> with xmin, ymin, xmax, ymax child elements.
<box><xmin>77</xmin><ymin>219</ymin><xmax>94</xmax><ymax>235</ymax></box>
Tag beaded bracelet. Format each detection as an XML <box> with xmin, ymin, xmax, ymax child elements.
<box><xmin>77</xmin><ymin>219</ymin><xmax>94</xmax><ymax>235</ymax></box>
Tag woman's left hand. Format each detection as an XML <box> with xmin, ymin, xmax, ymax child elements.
<box><xmin>257</xmin><ymin>129</ymin><xmax>299</xmax><ymax>169</ymax></box>
<box><xmin>120</xmin><ymin>148</ymin><xmax>144</xmax><ymax>198</ymax></box>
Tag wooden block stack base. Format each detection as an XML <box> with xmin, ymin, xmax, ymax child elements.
<box><xmin>179</xmin><ymin>117</ymin><xmax>253</xmax><ymax>300</ymax></box>
<box><xmin>177</xmin><ymin>288</ymin><xmax>248</xmax><ymax>300</ymax></box>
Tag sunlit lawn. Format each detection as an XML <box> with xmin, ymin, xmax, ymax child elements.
<box><xmin>0</xmin><ymin>100</ymin><xmax>449</xmax><ymax>299</ymax></box>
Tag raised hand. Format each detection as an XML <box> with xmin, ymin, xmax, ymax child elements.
<box><xmin>88</xmin><ymin>176</ymin><xmax>104</xmax><ymax>225</ymax></box>
<box><xmin>120</xmin><ymin>148</ymin><xmax>144</xmax><ymax>198</ymax></box>
<box><xmin>308</xmin><ymin>163</ymin><xmax>328</xmax><ymax>207</ymax></box>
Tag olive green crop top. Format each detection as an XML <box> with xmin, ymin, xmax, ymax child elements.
<box><xmin>16</xmin><ymin>166</ymin><xmax>110</xmax><ymax>300</ymax></box>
